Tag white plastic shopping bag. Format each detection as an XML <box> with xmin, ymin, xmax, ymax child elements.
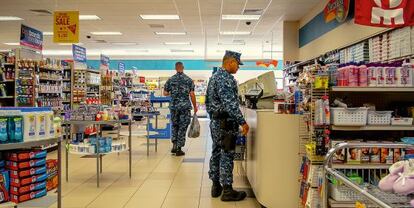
<box><xmin>188</xmin><ymin>113</ymin><xmax>200</xmax><ymax>138</ymax></box>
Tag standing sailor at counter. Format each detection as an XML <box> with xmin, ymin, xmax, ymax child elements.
<box><xmin>206</xmin><ymin>50</ymin><xmax>250</xmax><ymax>201</ymax></box>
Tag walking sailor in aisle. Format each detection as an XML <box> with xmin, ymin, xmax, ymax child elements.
<box><xmin>206</xmin><ymin>50</ymin><xmax>250</xmax><ymax>201</ymax></box>
<box><xmin>163</xmin><ymin>62</ymin><xmax>198</xmax><ymax>156</ymax></box>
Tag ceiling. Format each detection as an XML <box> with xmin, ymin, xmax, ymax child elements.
<box><xmin>0</xmin><ymin>0</ymin><xmax>320</xmax><ymax>60</ymax></box>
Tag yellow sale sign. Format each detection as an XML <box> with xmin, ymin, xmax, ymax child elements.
<box><xmin>53</xmin><ymin>11</ymin><xmax>79</xmax><ymax>43</ymax></box>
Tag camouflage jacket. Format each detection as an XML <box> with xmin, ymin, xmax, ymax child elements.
<box><xmin>164</xmin><ymin>72</ymin><xmax>195</xmax><ymax>111</ymax></box>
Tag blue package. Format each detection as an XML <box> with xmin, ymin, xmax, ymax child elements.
<box><xmin>0</xmin><ymin>160</ymin><xmax>4</xmax><ymax>168</ymax></box>
<box><xmin>401</xmin><ymin>137</ymin><xmax>414</xmax><ymax>145</ymax></box>
<box><xmin>8</xmin><ymin>117</ymin><xmax>23</xmax><ymax>143</ymax></box>
<box><xmin>0</xmin><ymin>118</ymin><xmax>8</xmax><ymax>143</ymax></box>
<box><xmin>0</xmin><ymin>170</ymin><xmax>10</xmax><ymax>203</ymax></box>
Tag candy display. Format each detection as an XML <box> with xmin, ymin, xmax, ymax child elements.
<box><xmin>46</xmin><ymin>160</ymin><xmax>58</xmax><ymax>191</ymax></box>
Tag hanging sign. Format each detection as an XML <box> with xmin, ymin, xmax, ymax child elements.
<box><xmin>20</xmin><ymin>24</ymin><xmax>43</xmax><ymax>50</ymax></box>
<box><xmin>323</xmin><ymin>0</ymin><xmax>350</xmax><ymax>23</ymax></box>
<box><xmin>355</xmin><ymin>0</ymin><xmax>414</xmax><ymax>27</ymax></box>
<box><xmin>100</xmin><ymin>54</ymin><xmax>110</xmax><ymax>66</ymax></box>
<box><xmin>72</xmin><ymin>44</ymin><xmax>87</xmax><ymax>63</ymax></box>
<box><xmin>118</xmin><ymin>62</ymin><xmax>125</xmax><ymax>73</ymax></box>
<box><xmin>53</xmin><ymin>11</ymin><xmax>79</xmax><ymax>43</ymax></box>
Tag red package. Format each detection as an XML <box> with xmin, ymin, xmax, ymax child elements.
<box><xmin>46</xmin><ymin>175</ymin><xmax>58</xmax><ymax>191</ymax></box>
<box><xmin>10</xmin><ymin>173</ymin><xmax>47</xmax><ymax>187</ymax></box>
<box><xmin>6</xmin><ymin>158</ymin><xmax>46</xmax><ymax>171</ymax></box>
<box><xmin>10</xmin><ymin>181</ymin><xmax>46</xmax><ymax>195</ymax></box>
<box><xmin>10</xmin><ymin>166</ymin><xmax>47</xmax><ymax>179</ymax></box>
<box><xmin>11</xmin><ymin>188</ymin><xmax>46</xmax><ymax>203</ymax></box>
<box><xmin>6</xmin><ymin>151</ymin><xmax>47</xmax><ymax>162</ymax></box>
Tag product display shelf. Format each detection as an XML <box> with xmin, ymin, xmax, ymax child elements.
<box><xmin>331</xmin><ymin>163</ymin><xmax>391</xmax><ymax>170</ymax></box>
<box><xmin>323</xmin><ymin>142</ymin><xmax>414</xmax><ymax>208</ymax></box>
<box><xmin>331</xmin><ymin>87</ymin><xmax>414</xmax><ymax>92</ymax></box>
<box><xmin>0</xmin><ymin>137</ymin><xmax>62</xmax><ymax>208</ymax></box>
<box><xmin>132</xmin><ymin>112</ymin><xmax>161</xmax><ymax>156</ymax></box>
<box><xmin>0</xmin><ymin>53</ymin><xmax>16</xmax><ymax>107</ymax></box>
<box><xmin>63</xmin><ymin>119</ymin><xmax>132</xmax><ymax>188</ymax></box>
<box><xmin>331</xmin><ymin>125</ymin><xmax>414</xmax><ymax>131</ymax></box>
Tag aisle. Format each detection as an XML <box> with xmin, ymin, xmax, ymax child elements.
<box><xmin>35</xmin><ymin>119</ymin><xmax>260</xmax><ymax>208</ymax></box>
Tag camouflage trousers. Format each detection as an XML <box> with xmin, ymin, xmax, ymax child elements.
<box><xmin>208</xmin><ymin>119</ymin><xmax>236</xmax><ymax>185</ymax></box>
<box><xmin>171</xmin><ymin>109</ymin><xmax>191</xmax><ymax>148</ymax></box>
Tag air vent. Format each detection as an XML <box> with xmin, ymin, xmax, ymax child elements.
<box><xmin>243</xmin><ymin>9</ymin><xmax>263</xmax><ymax>15</ymax></box>
<box><xmin>149</xmin><ymin>24</ymin><xmax>165</xmax><ymax>28</ymax></box>
<box><xmin>29</xmin><ymin>9</ymin><xmax>52</xmax><ymax>16</ymax></box>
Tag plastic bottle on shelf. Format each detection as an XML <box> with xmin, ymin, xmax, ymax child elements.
<box><xmin>45</xmin><ymin>111</ymin><xmax>55</xmax><ymax>138</ymax></box>
<box><xmin>35</xmin><ymin>109</ymin><xmax>47</xmax><ymax>139</ymax></box>
<box><xmin>21</xmin><ymin>108</ymin><xmax>37</xmax><ymax>141</ymax></box>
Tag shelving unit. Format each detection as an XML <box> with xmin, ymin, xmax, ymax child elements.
<box><xmin>0</xmin><ymin>137</ymin><xmax>62</xmax><ymax>208</ymax></box>
<box><xmin>331</xmin><ymin>125</ymin><xmax>414</xmax><ymax>131</ymax></box>
<box><xmin>331</xmin><ymin>87</ymin><xmax>414</xmax><ymax>92</ymax></box>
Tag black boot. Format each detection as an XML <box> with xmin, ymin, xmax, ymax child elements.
<box><xmin>221</xmin><ymin>185</ymin><xmax>247</xmax><ymax>201</ymax></box>
<box><xmin>175</xmin><ymin>147</ymin><xmax>185</xmax><ymax>156</ymax></box>
<box><xmin>171</xmin><ymin>143</ymin><xmax>177</xmax><ymax>154</ymax></box>
<box><xmin>211</xmin><ymin>181</ymin><xmax>223</xmax><ymax>198</ymax></box>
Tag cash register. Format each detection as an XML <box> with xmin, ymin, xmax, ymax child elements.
<box><xmin>244</xmin><ymin>85</ymin><xmax>263</xmax><ymax>109</ymax></box>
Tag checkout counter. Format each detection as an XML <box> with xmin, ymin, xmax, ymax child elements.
<box><xmin>240</xmin><ymin>71</ymin><xmax>301</xmax><ymax>208</ymax></box>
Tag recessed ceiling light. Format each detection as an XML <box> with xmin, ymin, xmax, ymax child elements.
<box><xmin>3</xmin><ymin>43</ymin><xmax>19</xmax><ymax>46</ymax></box>
<box><xmin>43</xmin><ymin>32</ymin><xmax>53</xmax><ymax>36</ymax></box>
<box><xmin>111</xmin><ymin>42</ymin><xmax>138</xmax><ymax>46</ymax></box>
<box><xmin>58</xmin><ymin>43</ymin><xmax>83</xmax><ymax>46</ymax></box>
<box><xmin>170</xmin><ymin>49</ymin><xmax>194</xmax><ymax>53</ymax></box>
<box><xmin>263</xmin><ymin>50</ymin><xmax>282</xmax><ymax>53</ymax></box>
<box><xmin>155</xmin><ymin>32</ymin><xmax>186</xmax><ymax>35</ymax></box>
<box><xmin>0</xmin><ymin>16</ymin><xmax>23</xmax><ymax>21</ymax></box>
<box><xmin>218</xmin><ymin>42</ymin><xmax>245</xmax><ymax>46</ymax></box>
<box><xmin>90</xmin><ymin>32</ymin><xmax>122</xmax><ymax>35</ymax></box>
<box><xmin>140</xmin><ymin>15</ymin><xmax>180</xmax><ymax>20</ymax></box>
<box><xmin>164</xmin><ymin>42</ymin><xmax>191</xmax><ymax>45</ymax></box>
<box><xmin>222</xmin><ymin>15</ymin><xmax>261</xmax><ymax>20</ymax></box>
<box><xmin>220</xmin><ymin>31</ymin><xmax>251</xmax><ymax>35</ymax></box>
<box><xmin>79</xmin><ymin>15</ymin><xmax>101</xmax><ymax>20</ymax></box>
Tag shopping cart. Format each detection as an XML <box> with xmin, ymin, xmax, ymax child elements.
<box><xmin>323</xmin><ymin>142</ymin><xmax>414</xmax><ymax>208</ymax></box>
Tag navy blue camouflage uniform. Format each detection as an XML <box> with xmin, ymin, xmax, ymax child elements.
<box><xmin>206</xmin><ymin>68</ymin><xmax>246</xmax><ymax>186</ymax></box>
<box><xmin>164</xmin><ymin>72</ymin><xmax>195</xmax><ymax>148</ymax></box>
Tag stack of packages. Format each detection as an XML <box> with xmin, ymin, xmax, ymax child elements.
<box><xmin>6</xmin><ymin>150</ymin><xmax>47</xmax><ymax>203</ymax></box>
<box><xmin>0</xmin><ymin>157</ymin><xmax>10</xmax><ymax>204</ymax></box>
<box><xmin>46</xmin><ymin>159</ymin><xmax>58</xmax><ymax>191</ymax></box>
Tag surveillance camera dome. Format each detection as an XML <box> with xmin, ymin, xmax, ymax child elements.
<box><xmin>86</xmin><ymin>35</ymin><xmax>92</xmax><ymax>39</ymax></box>
<box><xmin>246</xmin><ymin>21</ymin><xmax>252</xmax><ymax>25</ymax></box>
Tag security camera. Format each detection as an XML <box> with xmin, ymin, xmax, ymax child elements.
<box><xmin>246</xmin><ymin>21</ymin><xmax>251</xmax><ymax>25</ymax></box>
<box><xmin>86</xmin><ymin>35</ymin><xmax>92</xmax><ymax>39</ymax></box>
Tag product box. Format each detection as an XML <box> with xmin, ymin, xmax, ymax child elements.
<box><xmin>386</xmin><ymin>148</ymin><xmax>394</xmax><ymax>164</ymax></box>
<box><xmin>361</xmin><ymin>148</ymin><xmax>370</xmax><ymax>163</ymax></box>
<box><xmin>370</xmin><ymin>147</ymin><xmax>381</xmax><ymax>163</ymax></box>
<box><xmin>11</xmin><ymin>188</ymin><xmax>46</xmax><ymax>203</ymax></box>
<box><xmin>10</xmin><ymin>173</ymin><xmax>47</xmax><ymax>187</ymax></box>
<box><xmin>381</xmin><ymin>148</ymin><xmax>389</xmax><ymax>163</ymax></box>
<box><xmin>10</xmin><ymin>181</ymin><xmax>46</xmax><ymax>195</ymax></box>
<box><xmin>331</xmin><ymin>141</ymin><xmax>345</xmax><ymax>163</ymax></box>
<box><xmin>0</xmin><ymin>171</ymin><xmax>10</xmax><ymax>203</ymax></box>
<box><xmin>10</xmin><ymin>166</ymin><xmax>47</xmax><ymax>179</ymax></box>
<box><xmin>394</xmin><ymin>148</ymin><xmax>405</xmax><ymax>163</ymax></box>
<box><xmin>46</xmin><ymin>175</ymin><xmax>58</xmax><ymax>191</ymax></box>
<box><xmin>6</xmin><ymin>150</ymin><xmax>47</xmax><ymax>162</ymax></box>
<box><xmin>347</xmin><ymin>148</ymin><xmax>361</xmax><ymax>164</ymax></box>
<box><xmin>6</xmin><ymin>158</ymin><xmax>46</xmax><ymax>171</ymax></box>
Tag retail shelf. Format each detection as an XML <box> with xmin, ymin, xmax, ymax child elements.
<box><xmin>0</xmin><ymin>96</ymin><xmax>14</xmax><ymax>99</ymax></box>
<box><xmin>63</xmin><ymin>79</ymin><xmax>71</xmax><ymax>81</ymax></box>
<box><xmin>331</xmin><ymin>87</ymin><xmax>414</xmax><ymax>92</ymax></box>
<box><xmin>42</xmin><ymin>143</ymin><xmax>58</xmax><ymax>150</ymax></box>
<box><xmin>86</xmin><ymin>83</ymin><xmax>100</xmax><ymax>86</ymax></box>
<box><xmin>331</xmin><ymin>125</ymin><xmax>414</xmax><ymax>131</ymax></box>
<box><xmin>0</xmin><ymin>80</ymin><xmax>14</xmax><ymax>83</ymax></box>
<box><xmin>38</xmin><ymin>92</ymin><xmax>62</xmax><ymax>94</ymax></box>
<box><xmin>87</xmin><ymin>69</ymin><xmax>100</xmax><ymax>74</ymax></box>
<box><xmin>0</xmin><ymin>201</ymin><xmax>16</xmax><ymax>208</ymax></box>
<box><xmin>332</xmin><ymin>163</ymin><xmax>391</xmax><ymax>169</ymax></box>
<box><xmin>0</xmin><ymin>137</ymin><xmax>58</xmax><ymax>151</ymax></box>
<box><xmin>39</xmin><ymin>77</ymin><xmax>62</xmax><ymax>82</ymax></box>
<box><xmin>62</xmin><ymin>100</ymin><xmax>71</xmax><ymax>103</ymax></box>
<box><xmin>69</xmin><ymin>149</ymin><xmax>128</xmax><ymax>156</ymax></box>
<box><xmin>63</xmin><ymin>120</ymin><xmax>131</xmax><ymax>125</ymax></box>
<box><xmin>2</xmin><ymin>63</ymin><xmax>15</xmax><ymax>66</ymax></box>
<box><xmin>39</xmin><ymin>67</ymin><xmax>63</xmax><ymax>71</ymax></box>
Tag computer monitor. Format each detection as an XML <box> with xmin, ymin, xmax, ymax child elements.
<box><xmin>257</xmin><ymin>71</ymin><xmax>277</xmax><ymax>98</ymax></box>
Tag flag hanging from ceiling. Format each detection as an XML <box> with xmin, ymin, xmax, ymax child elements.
<box><xmin>355</xmin><ymin>0</ymin><xmax>414</xmax><ymax>28</ymax></box>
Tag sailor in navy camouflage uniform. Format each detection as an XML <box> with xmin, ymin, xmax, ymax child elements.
<box><xmin>206</xmin><ymin>51</ymin><xmax>250</xmax><ymax>201</ymax></box>
<box><xmin>164</xmin><ymin>62</ymin><xmax>198</xmax><ymax>156</ymax></box>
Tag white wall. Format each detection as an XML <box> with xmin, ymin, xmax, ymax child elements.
<box><xmin>135</xmin><ymin>70</ymin><xmax>283</xmax><ymax>83</ymax></box>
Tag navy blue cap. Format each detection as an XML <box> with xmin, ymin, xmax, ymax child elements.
<box><xmin>224</xmin><ymin>50</ymin><xmax>243</xmax><ymax>65</ymax></box>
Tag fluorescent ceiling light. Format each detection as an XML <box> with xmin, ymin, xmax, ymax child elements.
<box><xmin>0</xmin><ymin>16</ymin><xmax>23</xmax><ymax>21</ymax></box>
<box><xmin>140</xmin><ymin>15</ymin><xmax>179</xmax><ymax>20</ymax></box>
<box><xmin>43</xmin><ymin>32</ymin><xmax>53</xmax><ymax>36</ymax></box>
<box><xmin>155</xmin><ymin>32</ymin><xmax>186</xmax><ymax>35</ymax></box>
<box><xmin>222</xmin><ymin>15</ymin><xmax>260</xmax><ymax>20</ymax></box>
<box><xmin>218</xmin><ymin>42</ymin><xmax>245</xmax><ymax>46</ymax></box>
<box><xmin>263</xmin><ymin>50</ymin><xmax>282</xmax><ymax>53</ymax></box>
<box><xmin>170</xmin><ymin>49</ymin><xmax>194</xmax><ymax>53</ymax></box>
<box><xmin>91</xmin><ymin>32</ymin><xmax>122</xmax><ymax>35</ymax></box>
<box><xmin>111</xmin><ymin>42</ymin><xmax>138</xmax><ymax>46</ymax></box>
<box><xmin>79</xmin><ymin>15</ymin><xmax>101</xmax><ymax>20</ymax></box>
<box><xmin>164</xmin><ymin>42</ymin><xmax>191</xmax><ymax>45</ymax></box>
<box><xmin>42</xmin><ymin>50</ymin><xmax>72</xmax><ymax>56</ymax></box>
<box><xmin>3</xmin><ymin>43</ymin><xmax>19</xmax><ymax>46</ymax></box>
<box><xmin>220</xmin><ymin>31</ymin><xmax>251</xmax><ymax>35</ymax></box>
<box><xmin>58</xmin><ymin>43</ymin><xmax>83</xmax><ymax>46</ymax></box>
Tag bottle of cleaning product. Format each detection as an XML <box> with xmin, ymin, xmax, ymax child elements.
<box><xmin>13</xmin><ymin>117</ymin><xmax>23</xmax><ymax>142</ymax></box>
<box><xmin>22</xmin><ymin>109</ymin><xmax>37</xmax><ymax>141</ymax></box>
<box><xmin>0</xmin><ymin>118</ymin><xmax>8</xmax><ymax>143</ymax></box>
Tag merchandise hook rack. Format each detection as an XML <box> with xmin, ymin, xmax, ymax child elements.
<box><xmin>323</xmin><ymin>142</ymin><xmax>414</xmax><ymax>208</ymax></box>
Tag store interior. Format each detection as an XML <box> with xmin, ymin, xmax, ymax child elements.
<box><xmin>1</xmin><ymin>0</ymin><xmax>414</xmax><ymax>208</ymax></box>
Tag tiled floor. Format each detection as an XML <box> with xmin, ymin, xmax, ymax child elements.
<box><xmin>26</xmin><ymin>119</ymin><xmax>261</xmax><ymax>208</ymax></box>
